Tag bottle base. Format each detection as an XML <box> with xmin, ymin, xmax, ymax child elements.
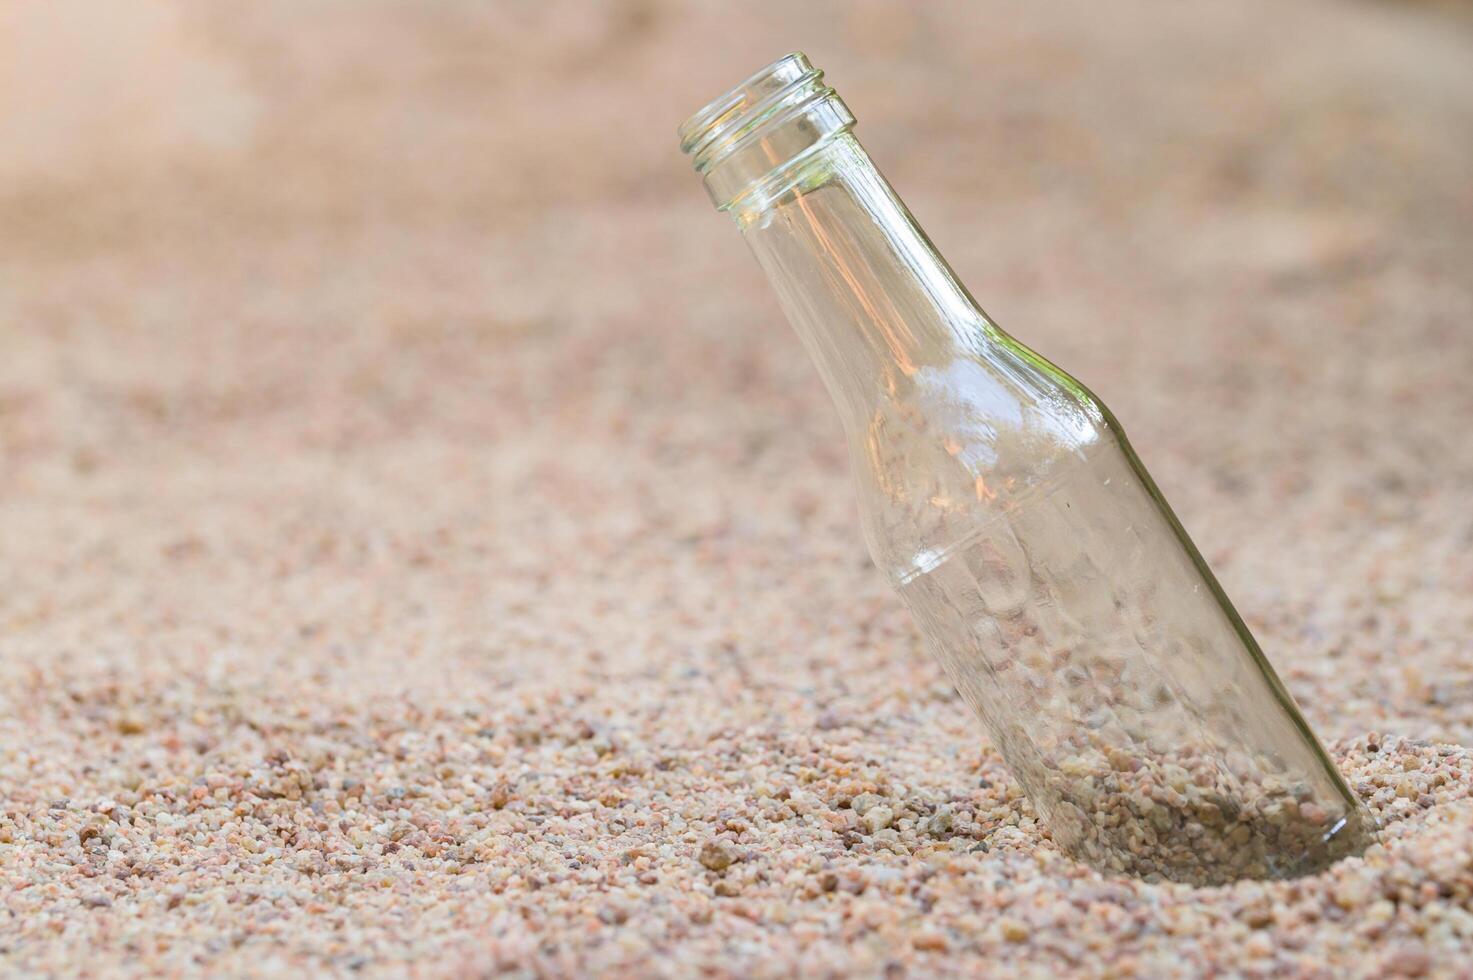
<box><xmin>1040</xmin><ymin>749</ymin><xmax>1373</xmax><ymax>887</ymax></box>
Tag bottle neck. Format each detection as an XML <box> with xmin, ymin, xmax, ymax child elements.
<box><xmin>734</xmin><ymin>134</ymin><xmax>993</xmax><ymax>423</ymax></box>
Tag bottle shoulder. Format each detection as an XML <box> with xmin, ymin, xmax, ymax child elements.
<box><xmin>845</xmin><ymin>341</ymin><xmax>1123</xmax><ymax>583</ymax></box>
<box><xmin>857</xmin><ymin>340</ymin><xmax>1113</xmax><ymax>484</ymax></box>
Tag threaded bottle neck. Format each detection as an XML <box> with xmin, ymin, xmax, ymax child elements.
<box><xmin>677</xmin><ymin>53</ymin><xmax>855</xmax><ymax>211</ymax></box>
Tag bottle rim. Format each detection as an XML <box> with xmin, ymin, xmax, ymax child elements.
<box><xmin>677</xmin><ymin>53</ymin><xmax>855</xmax><ymax>210</ymax></box>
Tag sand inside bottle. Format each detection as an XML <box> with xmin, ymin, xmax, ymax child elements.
<box><xmin>897</xmin><ymin>437</ymin><xmax>1370</xmax><ymax>885</ymax></box>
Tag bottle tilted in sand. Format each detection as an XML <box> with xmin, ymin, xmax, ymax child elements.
<box><xmin>678</xmin><ymin>54</ymin><xmax>1370</xmax><ymax>885</ymax></box>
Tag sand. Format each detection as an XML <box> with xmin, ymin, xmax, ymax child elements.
<box><xmin>2</xmin><ymin>0</ymin><xmax>1472</xmax><ymax>975</ymax></box>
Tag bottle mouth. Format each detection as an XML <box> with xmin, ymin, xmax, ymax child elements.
<box><xmin>677</xmin><ymin>53</ymin><xmax>855</xmax><ymax>210</ymax></box>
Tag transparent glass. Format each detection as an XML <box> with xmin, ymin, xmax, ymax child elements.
<box><xmin>679</xmin><ymin>54</ymin><xmax>1371</xmax><ymax>885</ymax></box>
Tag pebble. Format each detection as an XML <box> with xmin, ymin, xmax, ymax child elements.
<box><xmin>1333</xmin><ymin>875</ymin><xmax>1373</xmax><ymax>910</ymax></box>
<box><xmin>862</xmin><ymin>806</ymin><xmax>895</xmax><ymax>834</ymax></box>
<box><xmin>698</xmin><ymin>839</ymin><xmax>737</xmax><ymax>872</ymax></box>
<box><xmin>999</xmin><ymin>918</ymin><xmax>1031</xmax><ymax>942</ymax></box>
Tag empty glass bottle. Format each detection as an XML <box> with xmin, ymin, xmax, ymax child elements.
<box><xmin>678</xmin><ymin>54</ymin><xmax>1370</xmax><ymax>885</ymax></box>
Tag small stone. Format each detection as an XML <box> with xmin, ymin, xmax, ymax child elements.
<box><xmin>998</xmin><ymin>917</ymin><xmax>1030</xmax><ymax>943</ymax></box>
<box><xmin>698</xmin><ymin>839</ymin><xmax>736</xmax><ymax>872</ymax></box>
<box><xmin>1244</xmin><ymin>933</ymin><xmax>1273</xmax><ymax>958</ymax></box>
<box><xmin>862</xmin><ymin>806</ymin><xmax>894</xmax><ymax>834</ymax></box>
<box><xmin>1195</xmin><ymin>802</ymin><xmax>1224</xmax><ymax>828</ymax></box>
<box><xmin>815</xmin><ymin>711</ymin><xmax>845</xmax><ymax>731</ymax></box>
<box><xmin>712</xmin><ymin>879</ymin><xmax>742</xmax><ymax>897</ymax></box>
<box><xmin>1334</xmin><ymin>876</ymin><xmax>1372</xmax><ymax>910</ymax></box>
<box><xmin>1243</xmin><ymin>903</ymin><xmax>1275</xmax><ymax>929</ymax></box>
<box><xmin>851</xmin><ymin>793</ymin><xmax>884</xmax><ymax>815</ymax></box>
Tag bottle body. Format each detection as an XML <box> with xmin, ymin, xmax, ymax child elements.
<box><xmin>892</xmin><ymin>416</ymin><xmax>1364</xmax><ymax>883</ymax></box>
<box><xmin>681</xmin><ymin>55</ymin><xmax>1368</xmax><ymax>884</ymax></box>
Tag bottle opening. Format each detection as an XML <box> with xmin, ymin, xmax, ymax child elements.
<box><xmin>677</xmin><ymin>53</ymin><xmax>854</xmax><ymax>210</ymax></box>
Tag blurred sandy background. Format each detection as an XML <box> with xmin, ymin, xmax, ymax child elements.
<box><xmin>2</xmin><ymin>1</ymin><xmax>1473</xmax><ymax>975</ymax></box>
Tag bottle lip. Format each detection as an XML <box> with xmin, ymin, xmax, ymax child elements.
<box><xmin>677</xmin><ymin>53</ymin><xmax>815</xmax><ymax>158</ymax></box>
<box><xmin>677</xmin><ymin>53</ymin><xmax>855</xmax><ymax>210</ymax></box>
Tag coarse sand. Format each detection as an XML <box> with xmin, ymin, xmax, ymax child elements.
<box><xmin>2</xmin><ymin>1</ymin><xmax>1473</xmax><ymax>976</ymax></box>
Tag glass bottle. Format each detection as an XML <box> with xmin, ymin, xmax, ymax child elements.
<box><xmin>678</xmin><ymin>54</ymin><xmax>1370</xmax><ymax>885</ymax></box>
